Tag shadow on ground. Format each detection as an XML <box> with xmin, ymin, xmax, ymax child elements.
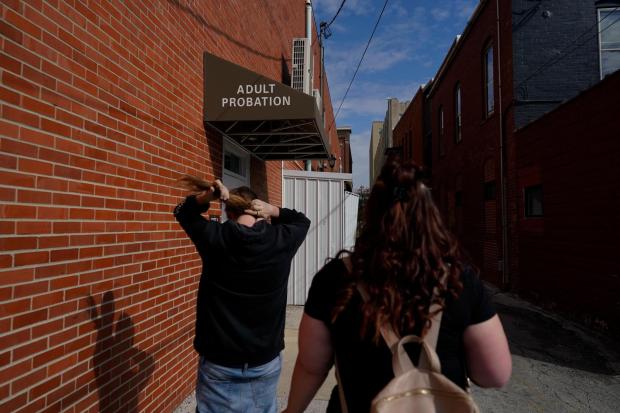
<box><xmin>494</xmin><ymin>296</ymin><xmax>620</xmax><ymax>375</ymax></box>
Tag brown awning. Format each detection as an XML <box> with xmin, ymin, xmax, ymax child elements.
<box><xmin>203</xmin><ymin>52</ymin><xmax>330</xmax><ymax>160</ymax></box>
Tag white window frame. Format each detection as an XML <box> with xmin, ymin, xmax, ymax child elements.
<box><xmin>221</xmin><ymin>138</ymin><xmax>251</xmax><ymax>222</ymax></box>
<box><xmin>222</xmin><ymin>138</ymin><xmax>250</xmax><ymax>184</ymax></box>
<box><xmin>524</xmin><ymin>184</ymin><xmax>544</xmax><ymax>218</ymax></box>
<box><xmin>484</xmin><ymin>44</ymin><xmax>495</xmax><ymax>116</ymax></box>
<box><xmin>454</xmin><ymin>84</ymin><xmax>462</xmax><ymax>143</ymax></box>
<box><xmin>598</xmin><ymin>7</ymin><xmax>620</xmax><ymax>79</ymax></box>
<box><xmin>438</xmin><ymin>106</ymin><xmax>445</xmax><ymax>157</ymax></box>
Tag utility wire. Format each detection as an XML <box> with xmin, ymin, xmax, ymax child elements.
<box><xmin>325</xmin><ymin>0</ymin><xmax>347</xmax><ymax>29</ymax></box>
<box><xmin>518</xmin><ymin>11</ymin><xmax>620</xmax><ymax>88</ymax></box>
<box><xmin>327</xmin><ymin>0</ymin><xmax>389</xmax><ymax>133</ymax></box>
<box><xmin>517</xmin><ymin>7</ymin><xmax>620</xmax><ymax>89</ymax></box>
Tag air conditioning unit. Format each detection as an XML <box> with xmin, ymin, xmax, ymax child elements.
<box><xmin>291</xmin><ymin>38</ymin><xmax>311</xmax><ymax>94</ymax></box>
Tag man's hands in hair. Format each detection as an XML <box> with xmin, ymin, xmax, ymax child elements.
<box><xmin>196</xmin><ymin>179</ymin><xmax>229</xmax><ymax>205</ymax></box>
<box><xmin>245</xmin><ymin>199</ymin><xmax>279</xmax><ymax>219</ymax></box>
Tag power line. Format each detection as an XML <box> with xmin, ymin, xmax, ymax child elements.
<box><xmin>519</xmin><ymin>11</ymin><xmax>620</xmax><ymax>88</ymax></box>
<box><xmin>327</xmin><ymin>0</ymin><xmax>389</xmax><ymax>134</ymax></box>
<box><xmin>325</xmin><ymin>0</ymin><xmax>347</xmax><ymax>29</ymax></box>
<box><xmin>554</xmin><ymin>6</ymin><xmax>618</xmax><ymax>48</ymax></box>
<box><xmin>517</xmin><ymin>7</ymin><xmax>620</xmax><ymax>89</ymax></box>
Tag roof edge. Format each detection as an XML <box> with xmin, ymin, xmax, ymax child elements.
<box><xmin>428</xmin><ymin>0</ymin><xmax>489</xmax><ymax>97</ymax></box>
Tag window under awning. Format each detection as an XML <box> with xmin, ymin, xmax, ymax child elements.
<box><xmin>203</xmin><ymin>52</ymin><xmax>330</xmax><ymax>160</ymax></box>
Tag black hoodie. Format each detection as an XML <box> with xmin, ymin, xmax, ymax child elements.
<box><xmin>174</xmin><ymin>195</ymin><xmax>310</xmax><ymax>367</ymax></box>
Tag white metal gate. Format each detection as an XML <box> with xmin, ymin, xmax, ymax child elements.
<box><xmin>283</xmin><ymin>170</ymin><xmax>358</xmax><ymax>305</ymax></box>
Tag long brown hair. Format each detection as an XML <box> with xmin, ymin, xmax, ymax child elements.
<box><xmin>333</xmin><ymin>154</ymin><xmax>465</xmax><ymax>342</ymax></box>
<box><xmin>175</xmin><ymin>175</ymin><xmax>257</xmax><ymax>216</ymax></box>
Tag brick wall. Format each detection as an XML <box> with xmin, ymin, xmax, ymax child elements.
<box><xmin>427</xmin><ymin>0</ymin><xmax>514</xmax><ymax>285</ymax></box>
<box><xmin>336</xmin><ymin>128</ymin><xmax>352</xmax><ymax>174</ymax></box>
<box><xmin>380</xmin><ymin>0</ymin><xmax>619</xmax><ymax>332</ymax></box>
<box><xmin>0</xmin><ymin>1</ymin><xmax>336</xmax><ymax>412</ymax></box>
<box><xmin>514</xmin><ymin>70</ymin><xmax>620</xmax><ymax>334</ymax></box>
<box><xmin>393</xmin><ymin>88</ymin><xmax>424</xmax><ymax>166</ymax></box>
<box><xmin>511</xmin><ymin>0</ymin><xmax>602</xmax><ymax>128</ymax></box>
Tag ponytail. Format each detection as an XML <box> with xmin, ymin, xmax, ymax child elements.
<box><xmin>175</xmin><ymin>175</ymin><xmax>257</xmax><ymax>216</ymax></box>
<box><xmin>176</xmin><ymin>175</ymin><xmax>212</xmax><ymax>193</ymax></box>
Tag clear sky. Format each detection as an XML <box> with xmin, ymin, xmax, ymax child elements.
<box><xmin>312</xmin><ymin>0</ymin><xmax>479</xmax><ymax>188</ymax></box>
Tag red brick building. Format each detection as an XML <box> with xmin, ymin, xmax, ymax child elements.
<box><xmin>393</xmin><ymin>0</ymin><xmax>620</xmax><ymax>333</ymax></box>
<box><xmin>514</xmin><ymin>71</ymin><xmax>620</xmax><ymax>331</ymax></box>
<box><xmin>336</xmin><ymin>126</ymin><xmax>352</xmax><ymax>174</ymax></box>
<box><xmin>392</xmin><ymin>87</ymin><xmax>425</xmax><ymax>168</ymax></box>
<box><xmin>0</xmin><ymin>1</ymin><xmax>339</xmax><ymax>412</ymax></box>
<box><xmin>425</xmin><ymin>0</ymin><xmax>513</xmax><ymax>287</ymax></box>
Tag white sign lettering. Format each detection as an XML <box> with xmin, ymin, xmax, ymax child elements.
<box><xmin>222</xmin><ymin>83</ymin><xmax>291</xmax><ymax>108</ymax></box>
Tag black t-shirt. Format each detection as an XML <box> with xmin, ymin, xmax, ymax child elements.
<box><xmin>304</xmin><ymin>258</ymin><xmax>496</xmax><ymax>412</ymax></box>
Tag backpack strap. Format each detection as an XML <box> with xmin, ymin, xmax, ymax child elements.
<box><xmin>335</xmin><ymin>256</ymin><xmax>352</xmax><ymax>413</ymax></box>
<box><xmin>342</xmin><ymin>255</ymin><xmax>353</xmax><ymax>272</ymax></box>
<box><xmin>394</xmin><ymin>335</ymin><xmax>441</xmax><ymax>375</ymax></box>
<box><xmin>424</xmin><ymin>304</ymin><xmax>442</xmax><ymax>350</ymax></box>
<box><xmin>334</xmin><ymin>357</ymin><xmax>349</xmax><ymax>413</ymax></box>
<box><xmin>418</xmin><ymin>304</ymin><xmax>442</xmax><ymax>371</ymax></box>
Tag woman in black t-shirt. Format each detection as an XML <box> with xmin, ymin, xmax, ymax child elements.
<box><xmin>283</xmin><ymin>155</ymin><xmax>512</xmax><ymax>413</ymax></box>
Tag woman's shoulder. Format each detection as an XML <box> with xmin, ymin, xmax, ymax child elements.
<box><xmin>450</xmin><ymin>265</ymin><xmax>497</xmax><ymax>326</ymax></box>
<box><xmin>304</xmin><ymin>256</ymin><xmax>350</xmax><ymax>322</ymax></box>
<box><xmin>311</xmin><ymin>256</ymin><xmax>349</xmax><ymax>288</ymax></box>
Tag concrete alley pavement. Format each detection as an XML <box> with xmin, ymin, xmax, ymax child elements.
<box><xmin>472</xmin><ymin>286</ymin><xmax>620</xmax><ymax>412</ymax></box>
<box><xmin>176</xmin><ymin>286</ymin><xmax>620</xmax><ymax>412</ymax></box>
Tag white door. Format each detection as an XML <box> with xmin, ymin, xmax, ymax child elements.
<box><xmin>222</xmin><ymin>139</ymin><xmax>250</xmax><ymax>220</ymax></box>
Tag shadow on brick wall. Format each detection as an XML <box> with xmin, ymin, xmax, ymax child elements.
<box><xmin>250</xmin><ymin>157</ymin><xmax>270</xmax><ymax>203</ymax></box>
<box><xmin>281</xmin><ymin>55</ymin><xmax>291</xmax><ymax>86</ymax></box>
<box><xmin>87</xmin><ymin>292</ymin><xmax>155</xmax><ymax>412</ymax></box>
<box><xmin>167</xmin><ymin>0</ymin><xmax>282</xmax><ymax>62</ymax></box>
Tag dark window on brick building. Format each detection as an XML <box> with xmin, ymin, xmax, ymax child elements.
<box><xmin>525</xmin><ymin>184</ymin><xmax>544</xmax><ymax>217</ymax></box>
<box><xmin>454</xmin><ymin>84</ymin><xmax>462</xmax><ymax>143</ymax></box>
<box><xmin>224</xmin><ymin>151</ymin><xmax>244</xmax><ymax>176</ymax></box>
<box><xmin>455</xmin><ymin>191</ymin><xmax>463</xmax><ymax>207</ymax></box>
<box><xmin>598</xmin><ymin>8</ymin><xmax>620</xmax><ymax>78</ymax></box>
<box><xmin>484</xmin><ymin>180</ymin><xmax>496</xmax><ymax>201</ymax></box>
<box><xmin>483</xmin><ymin>44</ymin><xmax>494</xmax><ymax>116</ymax></box>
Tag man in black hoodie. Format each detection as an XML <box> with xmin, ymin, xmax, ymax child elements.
<box><xmin>174</xmin><ymin>180</ymin><xmax>310</xmax><ymax>413</ymax></box>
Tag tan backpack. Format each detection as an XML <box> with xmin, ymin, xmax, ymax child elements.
<box><xmin>336</xmin><ymin>257</ymin><xmax>480</xmax><ymax>413</ymax></box>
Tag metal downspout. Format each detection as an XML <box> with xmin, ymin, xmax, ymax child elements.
<box><xmin>496</xmin><ymin>0</ymin><xmax>510</xmax><ymax>286</ymax></box>
<box><xmin>305</xmin><ymin>0</ymin><xmax>313</xmax><ymax>171</ymax></box>
<box><xmin>320</xmin><ymin>30</ymin><xmax>325</xmax><ymax>125</ymax></box>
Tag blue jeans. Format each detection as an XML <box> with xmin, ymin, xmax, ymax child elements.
<box><xmin>195</xmin><ymin>354</ymin><xmax>282</xmax><ymax>413</ymax></box>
